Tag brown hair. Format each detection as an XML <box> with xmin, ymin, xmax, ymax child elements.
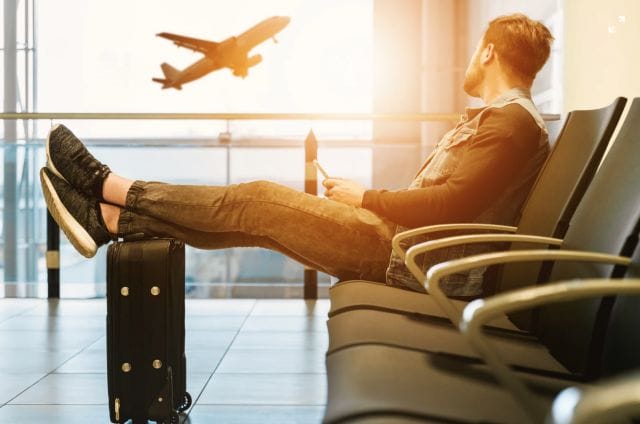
<box><xmin>483</xmin><ymin>13</ymin><xmax>554</xmax><ymax>84</ymax></box>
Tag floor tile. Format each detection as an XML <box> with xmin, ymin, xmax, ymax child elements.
<box><xmin>186</xmin><ymin>299</ymin><xmax>255</xmax><ymax>316</ymax></box>
<box><xmin>23</xmin><ymin>299</ymin><xmax>106</xmax><ymax>317</ymax></box>
<box><xmin>0</xmin><ymin>350</ymin><xmax>79</xmax><ymax>374</ymax></box>
<box><xmin>187</xmin><ymin>349</ymin><xmax>227</xmax><ymax>374</ymax></box>
<box><xmin>0</xmin><ymin>374</ymin><xmax>46</xmax><ymax>405</ymax></box>
<box><xmin>186</xmin><ymin>316</ymin><xmax>246</xmax><ymax>331</ymax></box>
<box><xmin>231</xmin><ymin>331</ymin><xmax>328</xmax><ymax>351</ymax></box>
<box><xmin>0</xmin><ymin>405</ymin><xmax>109</xmax><ymax>424</ymax></box>
<box><xmin>85</xmin><ymin>336</ymin><xmax>106</xmax><ymax>351</ymax></box>
<box><xmin>0</xmin><ymin>299</ymin><xmax>40</xmax><ymax>309</ymax></box>
<box><xmin>241</xmin><ymin>316</ymin><xmax>326</xmax><ymax>333</ymax></box>
<box><xmin>251</xmin><ymin>299</ymin><xmax>330</xmax><ymax>317</ymax></box>
<box><xmin>0</xmin><ymin>316</ymin><xmax>104</xmax><ymax>332</ymax></box>
<box><xmin>0</xmin><ymin>298</ymin><xmax>330</xmax><ymax>420</ymax></box>
<box><xmin>10</xmin><ymin>373</ymin><xmax>108</xmax><ymax>405</ymax></box>
<box><xmin>54</xmin><ymin>349</ymin><xmax>106</xmax><ymax>374</ymax></box>
<box><xmin>198</xmin><ymin>373</ymin><xmax>326</xmax><ymax>405</ymax></box>
<box><xmin>186</xmin><ymin>331</ymin><xmax>238</xmax><ymax>350</ymax></box>
<box><xmin>0</xmin><ymin>299</ymin><xmax>39</xmax><ymax>322</ymax></box>
<box><xmin>0</xmin><ymin>330</ymin><xmax>101</xmax><ymax>351</ymax></box>
<box><xmin>187</xmin><ymin>405</ymin><xmax>325</xmax><ymax>423</ymax></box>
<box><xmin>216</xmin><ymin>350</ymin><xmax>326</xmax><ymax>374</ymax></box>
<box><xmin>185</xmin><ymin>373</ymin><xmax>213</xmax><ymax>413</ymax></box>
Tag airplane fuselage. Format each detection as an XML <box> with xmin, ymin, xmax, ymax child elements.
<box><xmin>176</xmin><ymin>56</ymin><xmax>218</xmax><ymax>86</ymax></box>
<box><xmin>236</xmin><ymin>16</ymin><xmax>290</xmax><ymax>51</ymax></box>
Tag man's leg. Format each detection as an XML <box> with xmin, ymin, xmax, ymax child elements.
<box><xmin>107</xmin><ymin>178</ymin><xmax>395</xmax><ymax>281</ymax></box>
<box><xmin>44</xmin><ymin>124</ymin><xmax>394</xmax><ymax>280</ymax></box>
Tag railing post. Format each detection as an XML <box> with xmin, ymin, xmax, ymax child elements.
<box><xmin>4</xmin><ymin>0</ymin><xmax>19</xmax><ymax>287</ymax></box>
<box><xmin>303</xmin><ymin>129</ymin><xmax>318</xmax><ymax>300</ymax></box>
<box><xmin>46</xmin><ymin>211</ymin><xmax>60</xmax><ymax>298</ymax></box>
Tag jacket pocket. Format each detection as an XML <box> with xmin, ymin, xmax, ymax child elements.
<box><xmin>444</xmin><ymin>126</ymin><xmax>475</xmax><ymax>150</ymax></box>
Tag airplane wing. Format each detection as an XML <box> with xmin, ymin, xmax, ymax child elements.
<box><xmin>156</xmin><ymin>32</ymin><xmax>219</xmax><ymax>54</ymax></box>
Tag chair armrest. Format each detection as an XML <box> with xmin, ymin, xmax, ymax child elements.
<box><xmin>391</xmin><ymin>223</ymin><xmax>518</xmax><ymax>260</ymax></box>
<box><xmin>462</xmin><ymin>279</ymin><xmax>640</xmax><ymax>331</ymax></box>
<box><xmin>549</xmin><ymin>369</ymin><xmax>640</xmax><ymax>424</ymax></box>
<box><xmin>460</xmin><ymin>278</ymin><xmax>640</xmax><ymax>423</ymax></box>
<box><xmin>404</xmin><ymin>234</ymin><xmax>563</xmax><ymax>286</ymax></box>
<box><xmin>426</xmin><ymin>249</ymin><xmax>630</xmax><ymax>327</ymax></box>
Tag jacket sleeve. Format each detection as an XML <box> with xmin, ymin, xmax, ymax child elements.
<box><xmin>361</xmin><ymin>104</ymin><xmax>542</xmax><ymax>228</ymax></box>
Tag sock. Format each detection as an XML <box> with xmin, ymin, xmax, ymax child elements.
<box><xmin>95</xmin><ymin>202</ymin><xmax>118</xmax><ymax>241</ymax></box>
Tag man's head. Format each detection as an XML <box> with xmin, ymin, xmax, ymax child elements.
<box><xmin>463</xmin><ymin>13</ymin><xmax>554</xmax><ymax>98</ymax></box>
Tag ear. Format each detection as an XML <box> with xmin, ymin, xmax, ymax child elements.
<box><xmin>481</xmin><ymin>43</ymin><xmax>495</xmax><ymax>65</ymax></box>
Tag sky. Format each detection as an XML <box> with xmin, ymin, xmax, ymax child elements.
<box><xmin>36</xmin><ymin>0</ymin><xmax>373</xmax><ymax>117</ymax></box>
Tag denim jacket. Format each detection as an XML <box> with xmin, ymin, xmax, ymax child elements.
<box><xmin>386</xmin><ymin>88</ymin><xmax>550</xmax><ymax>296</ymax></box>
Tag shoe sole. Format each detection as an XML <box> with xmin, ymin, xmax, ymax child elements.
<box><xmin>46</xmin><ymin>123</ymin><xmax>68</xmax><ymax>183</ymax></box>
<box><xmin>40</xmin><ymin>168</ymin><xmax>97</xmax><ymax>258</ymax></box>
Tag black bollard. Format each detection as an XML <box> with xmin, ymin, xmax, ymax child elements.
<box><xmin>46</xmin><ymin>211</ymin><xmax>60</xmax><ymax>298</ymax></box>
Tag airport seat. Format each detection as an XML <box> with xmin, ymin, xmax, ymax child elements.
<box><xmin>325</xmin><ymin>237</ymin><xmax>640</xmax><ymax>423</ymax></box>
<box><xmin>325</xmin><ymin>98</ymin><xmax>640</xmax><ymax>363</ymax></box>
<box><xmin>328</xmin><ymin>98</ymin><xmax>627</xmax><ymax>325</ymax></box>
<box><xmin>322</xmin><ymin>99</ymin><xmax>640</xmax><ymax>423</ymax></box>
<box><xmin>323</xmin><ymin>274</ymin><xmax>640</xmax><ymax>424</ymax></box>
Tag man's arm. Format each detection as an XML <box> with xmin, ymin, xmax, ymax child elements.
<box><xmin>361</xmin><ymin>104</ymin><xmax>542</xmax><ymax>228</ymax></box>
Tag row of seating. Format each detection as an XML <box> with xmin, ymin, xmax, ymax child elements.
<box><xmin>322</xmin><ymin>98</ymin><xmax>640</xmax><ymax>423</ymax></box>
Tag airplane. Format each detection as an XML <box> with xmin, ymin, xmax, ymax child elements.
<box><xmin>153</xmin><ymin>16</ymin><xmax>290</xmax><ymax>90</ymax></box>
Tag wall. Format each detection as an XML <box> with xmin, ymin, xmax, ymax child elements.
<box><xmin>563</xmin><ymin>0</ymin><xmax>640</xmax><ymax>112</ymax></box>
<box><xmin>420</xmin><ymin>0</ymin><xmax>468</xmax><ymax>160</ymax></box>
<box><xmin>372</xmin><ymin>0</ymin><xmax>423</xmax><ymax>190</ymax></box>
<box><xmin>372</xmin><ymin>0</ymin><xmax>470</xmax><ymax>190</ymax></box>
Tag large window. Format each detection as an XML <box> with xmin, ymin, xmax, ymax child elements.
<box><xmin>36</xmin><ymin>0</ymin><xmax>373</xmax><ymax>137</ymax></box>
<box><xmin>2</xmin><ymin>0</ymin><xmax>375</xmax><ymax>297</ymax></box>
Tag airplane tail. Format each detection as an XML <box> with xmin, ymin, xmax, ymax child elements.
<box><xmin>152</xmin><ymin>63</ymin><xmax>182</xmax><ymax>89</ymax></box>
<box><xmin>160</xmin><ymin>63</ymin><xmax>180</xmax><ymax>81</ymax></box>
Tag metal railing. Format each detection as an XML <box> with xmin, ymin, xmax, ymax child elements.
<box><xmin>0</xmin><ymin>112</ymin><xmax>466</xmax><ymax>121</ymax></box>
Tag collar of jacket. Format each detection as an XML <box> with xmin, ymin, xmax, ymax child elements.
<box><xmin>463</xmin><ymin>87</ymin><xmax>533</xmax><ymax>121</ymax></box>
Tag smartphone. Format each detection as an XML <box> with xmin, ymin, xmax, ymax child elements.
<box><xmin>312</xmin><ymin>159</ymin><xmax>329</xmax><ymax>179</ymax></box>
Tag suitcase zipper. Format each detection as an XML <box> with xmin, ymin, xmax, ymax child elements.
<box><xmin>115</xmin><ymin>397</ymin><xmax>121</xmax><ymax>422</ymax></box>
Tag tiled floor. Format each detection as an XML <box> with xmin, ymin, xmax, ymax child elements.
<box><xmin>0</xmin><ymin>298</ymin><xmax>329</xmax><ymax>423</ymax></box>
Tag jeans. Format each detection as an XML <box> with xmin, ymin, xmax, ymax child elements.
<box><xmin>117</xmin><ymin>180</ymin><xmax>396</xmax><ymax>281</ymax></box>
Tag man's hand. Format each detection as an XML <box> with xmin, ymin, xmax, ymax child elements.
<box><xmin>322</xmin><ymin>178</ymin><xmax>366</xmax><ymax>207</ymax></box>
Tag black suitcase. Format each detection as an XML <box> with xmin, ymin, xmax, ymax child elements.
<box><xmin>106</xmin><ymin>238</ymin><xmax>192</xmax><ymax>424</ymax></box>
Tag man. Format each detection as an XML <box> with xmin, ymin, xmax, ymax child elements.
<box><xmin>41</xmin><ymin>13</ymin><xmax>553</xmax><ymax>296</ymax></box>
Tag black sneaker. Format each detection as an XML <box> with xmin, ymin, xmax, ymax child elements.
<box><xmin>40</xmin><ymin>167</ymin><xmax>115</xmax><ymax>258</ymax></box>
<box><xmin>46</xmin><ymin>124</ymin><xmax>111</xmax><ymax>201</ymax></box>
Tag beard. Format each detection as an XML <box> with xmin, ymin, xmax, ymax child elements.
<box><xmin>463</xmin><ymin>61</ymin><xmax>484</xmax><ymax>97</ymax></box>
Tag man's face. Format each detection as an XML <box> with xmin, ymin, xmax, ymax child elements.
<box><xmin>463</xmin><ymin>40</ymin><xmax>485</xmax><ymax>97</ymax></box>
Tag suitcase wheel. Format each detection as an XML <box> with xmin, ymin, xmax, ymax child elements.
<box><xmin>172</xmin><ymin>411</ymin><xmax>179</xmax><ymax>424</ymax></box>
<box><xmin>156</xmin><ymin>412</ymin><xmax>179</xmax><ymax>424</ymax></box>
<box><xmin>176</xmin><ymin>392</ymin><xmax>192</xmax><ymax>413</ymax></box>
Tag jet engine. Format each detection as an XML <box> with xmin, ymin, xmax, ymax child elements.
<box><xmin>232</xmin><ymin>55</ymin><xmax>263</xmax><ymax>78</ymax></box>
<box><xmin>247</xmin><ymin>54</ymin><xmax>263</xmax><ymax>67</ymax></box>
<box><xmin>233</xmin><ymin>68</ymin><xmax>248</xmax><ymax>78</ymax></box>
